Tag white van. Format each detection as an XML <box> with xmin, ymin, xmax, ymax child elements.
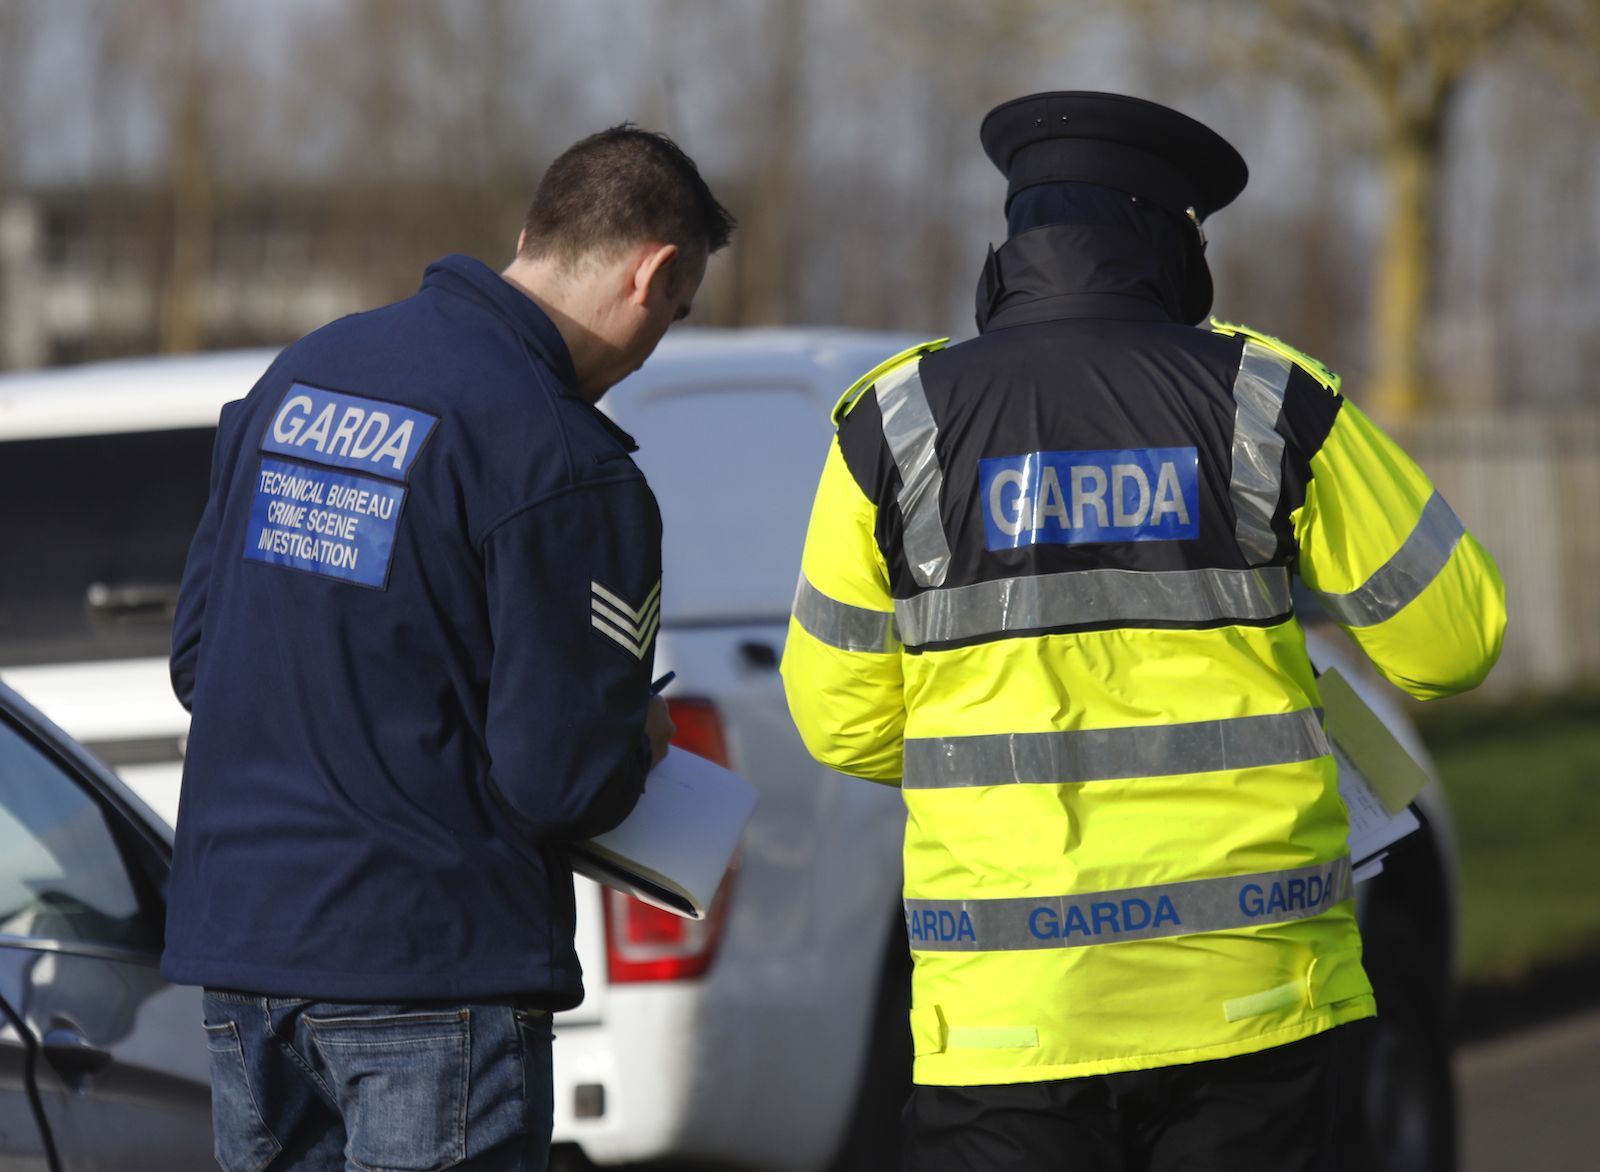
<box><xmin>0</xmin><ymin>334</ymin><xmax>1461</xmax><ymax>1172</ymax></box>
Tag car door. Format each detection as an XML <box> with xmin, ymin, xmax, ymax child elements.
<box><xmin>0</xmin><ymin>698</ymin><xmax>211</xmax><ymax>1170</ymax></box>
<box><xmin>0</xmin><ymin>987</ymin><xmax>51</xmax><ymax>1170</ymax></box>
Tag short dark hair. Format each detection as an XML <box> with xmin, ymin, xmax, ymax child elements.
<box><xmin>520</xmin><ymin>124</ymin><xmax>735</xmax><ymax>269</ymax></box>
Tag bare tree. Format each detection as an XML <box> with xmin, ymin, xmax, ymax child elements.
<box><xmin>1526</xmin><ymin>0</ymin><xmax>1600</xmax><ymax>120</ymax></box>
<box><xmin>737</xmin><ymin>0</ymin><xmax>806</xmax><ymax>325</ymax></box>
<box><xmin>83</xmin><ymin>0</ymin><xmax>227</xmax><ymax>354</ymax></box>
<box><xmin>1268</xmin><ymin>1</ymin><xmax>1532</xmax><ymax>421</ymax></box>
<box><xmin>296</xmin><ymin>0</ymin><xmax>548</xmax><ymax>298</ymax></box>
<box><xmin>871</xmin><ymin>0</ymin><xmax>1073</xmax><ymax>329</ymax></box>
<box><xmin>0</xmin><ymin>1</ymin><xmax>41</xmax><ymax>370</ymax></box>
<box><xmin>0</xmin><ymin>1</ymin><xmax>29</xmax><ymax>195</ymax></box>
<box><xmin>1132</xmin><ymin>0</ymin><xmax>1546</xmax><ymax>421</ymax></box>
<box><xmin>156</xmin><ymin>0</ymin><xmax>217</xmax><ymax>354</ymax></box>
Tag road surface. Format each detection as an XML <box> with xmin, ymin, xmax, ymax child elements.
<box><xmin>1457</xmin><ymin>1006</ymin><xmax>1600</xmax><ymax>1171</ymax></box>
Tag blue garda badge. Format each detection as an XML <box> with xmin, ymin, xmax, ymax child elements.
<box><xmin>978</xmin><ymin>447</ymin><xmax>1200</xmax><ymax>550</ymax></box>
<box><xmin>243</xmin><ymin>383</ymin><xmax>438</xmax><ymax>588</ymax></box>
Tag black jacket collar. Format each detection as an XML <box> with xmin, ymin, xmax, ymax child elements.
<box><xmin>975</xmin><ymin>224</ymin><xmax>1184</xmax><ymax>333</ymax></box>
<box><xmin>422</xmin><ymin>254</ymin><xmax>581</xmax><ymax>390</ymax></box>
<box><xmin>421</xmin><ymin>254</ymin><xmax>639</xmax><ymax>453</ymax></box>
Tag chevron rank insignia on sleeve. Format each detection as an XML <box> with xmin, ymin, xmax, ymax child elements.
<box><xmin>590</xmin><ymin>579</ymin><xmax>662</xmax><ymax>660</ymax></box>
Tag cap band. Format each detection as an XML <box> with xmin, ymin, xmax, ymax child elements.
<box><xmin>1005</xmin><ymin>139</ymin><xmax>1203</xmax><ymax>220</ymax></box>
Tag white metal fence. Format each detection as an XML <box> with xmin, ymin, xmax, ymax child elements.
<box><xmin>1403</xmin><ymin>409</ymin><xmax>1600</xmax><ymax>695</ymax></box>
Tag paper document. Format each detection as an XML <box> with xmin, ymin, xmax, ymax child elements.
<box><xmin>1334</xmin><ymin>741</ymin><xmax>1419</xmax><ymax>868</ymax></box>
<box><xmin>1321</xmin><ymin>667</ymin><xmax>1426</xmax><ymax>874</ymax></box>
<box><xmin>571</xmin><ymin>746</ymin><xmax>757</xmax><ymax>920</ymax></box>
<box><xmin>1320</xmin><ymin>668</ymin><xmax>1431</xmax><ymax>815</ymax></box>
<box><xmin>1352</xmin><ymin>856</ymin><xmax>1389</xmax><ymax>884</ymax></box>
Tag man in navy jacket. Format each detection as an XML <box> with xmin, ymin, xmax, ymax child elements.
<box><xmin>165</xmin><ymin>126</ymin><xmax>733</xmax><ymax>1171</ymax></box>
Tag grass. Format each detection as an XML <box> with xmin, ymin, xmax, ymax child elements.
<box><xmin>1412</xmin><ymin>687</ymin><xmax>1600</xmax><ymax>986</ymax></box>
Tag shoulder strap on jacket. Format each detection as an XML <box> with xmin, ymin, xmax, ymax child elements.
<box><xmin>832</xmin><ymin>338</ymin><xmax>949</xmax><ymax>427</ymax></box>
<box><xmin>1209</xmin><ymin>318</ymin><xmax>1341</xmax><ymax>395</ymax></box>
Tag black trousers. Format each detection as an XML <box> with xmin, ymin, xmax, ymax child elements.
<box><xmin>903</xmin><ymin>1027</ymin><xmax>1345</xmax><ymax>1172</ymax></box>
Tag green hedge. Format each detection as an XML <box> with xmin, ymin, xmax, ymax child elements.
<box><xmin>1414</xmin><ymin>688</ymin><xmax>1600</xmax><ymax>985</ymax></box>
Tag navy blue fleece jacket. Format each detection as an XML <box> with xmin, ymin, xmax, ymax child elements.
<box><xmin>162</xmin><ymin>254</ymin><xmax>660</xmax><ymax>1005</ymax></box>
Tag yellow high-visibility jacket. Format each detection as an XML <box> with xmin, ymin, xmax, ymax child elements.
<box><xmin>782</xmin><ymin>318</ymin><xmax>1505</xmax><ymax>1087</ymax></box>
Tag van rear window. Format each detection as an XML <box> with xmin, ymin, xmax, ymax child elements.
<box><xmin>622</xmin><ymin>383</ymin><xmax>831</xmax><ymax>624</ymax></box>
<box><xmin>0</xmin><ymin>429</ymin><xmax>215</xmax><ymax>665</ymax></box>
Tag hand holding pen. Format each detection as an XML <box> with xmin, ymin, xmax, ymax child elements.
<box><xmin>645</xmin><ymin>672</ymin><xmax>676</xmax><ymax>766</ymax></box>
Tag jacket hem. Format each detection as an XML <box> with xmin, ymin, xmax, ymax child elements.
<box><xmin>161</xmin><ymin>950</ymin><xmax>583</xmax><ymax>1009</ymax></box>
<box><xmin>911</xmin><ymin>998</ymin><xmax>1375</xmax><ymax>1086</ymax></box>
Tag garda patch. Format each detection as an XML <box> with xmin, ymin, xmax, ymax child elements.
<box><xmin>978</xmin><ymin>447</ymin><xmax>1199</xmax><ymax>550</ymax></box>
<box><xmin>261</xmin><ymin>384</ymin><xmax>437</xmax><ymax>480</ymax></box>
<box><xmin>244</xmin><ymin>458</ymin><xmax>407</xmax><ymax>588</ymax></box>
<box><xmin>244</xmin><ymin>383</ymin><xmax>437</xmax><ymax>589</ymax></box>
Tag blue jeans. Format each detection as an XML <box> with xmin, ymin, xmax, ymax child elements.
<box><xmin>201</xmin><ymin>990</ymin><xmax>553</xmax><ymax>1172</ymax></box>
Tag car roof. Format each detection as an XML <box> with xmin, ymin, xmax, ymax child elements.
<box><xmin>0</xmin><ymin>348</ymin><xmax>279</xmax><ymax>440</ymax></box>
<box><xmin>0</xmin><ymin>328</ymin><xmax>931</xmax><ymax>629</ymax></box>
<box><xmin>0</xmin><ymin>328</ymin><xmax>934</xmax><ymax>441</ymax></box>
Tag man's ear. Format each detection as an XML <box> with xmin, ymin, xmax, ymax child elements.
<box><xmin>630</xmin><ymin>243</ymin><xmax>680</xmax><ymax>306</ymax></box>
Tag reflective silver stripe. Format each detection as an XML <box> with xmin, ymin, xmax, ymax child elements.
<box><xmin>791</xmin><ymin>574</ymin><xmax>900</xmax><ymax>654</ymax></box>
<box><xmin>1314</xmin><ymin>491</ymin><xmax>1465</xmax><ymax>628</ymax></box>
<box><xmin>893</xmin><ymin>566</ymin><xmax>1292</xmax><ymax>647</ymax></box>
<box><xmin>903</xmin><ymin>708</ymin><xmax>1328</xmax><ymax>789</ymax></box>
<box><xmin>1228</xmin><ymin>340</ymin><xmax>1294</xmax><ymax>564</ymax></box>
<box><xmin>904</xmin><ymin>858</ymin><xmax>1353</xmax><ymax>952</ymax></box>
<box><xmin>876</xmin><ymin>360</ymin><xmax>952</xmax><ymax>588</ymax></box>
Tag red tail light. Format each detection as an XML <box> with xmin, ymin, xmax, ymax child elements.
<box><xmin>604</xmin><ymin>695</ymin><xmax>737</xmax><ymax>983</ymax></box>
<box><xmin>603</xmin><ymin>872</ymin><xmax>735</xmax><ymax>983</ymax></box>
<box><xmin>663</xmin><ymin>697</ymin><xmax>729</xmax><ymax>765</ymax></box>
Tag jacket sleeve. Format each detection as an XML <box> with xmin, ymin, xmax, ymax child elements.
<box><xmin>481</xmin><ymin>477</ymin><xmax>659</xmax><ymax>842</ymax></box>
<box><xmin>1293</xmin><ymin>398</ymin><xmax>1506</xmax><ymax>700</ymax></box>
<box><xmin>781</xmin><ymin>435</ymin><xmax>905</xmax><ymax>783</ymax></box>
<box><xmin>170</xmin><ymin>498</ymin><xmax>215</xmax><ymax>712</ymax></box>
<box><xmin>171</xmin><ymin>401</ymin><xmax>243</xmax><ymax>711</ymax></box>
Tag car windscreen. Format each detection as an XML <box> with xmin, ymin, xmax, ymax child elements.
<box><xmin>0</xmin><ymin>429</ymin><xmax>215</xmax><ymax>666</ymax></box>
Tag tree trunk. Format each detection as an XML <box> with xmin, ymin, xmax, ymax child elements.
<box><xmin>738</xmin><ymin>0</ymin><xmax>804</xmax><ymax>325</ymax></box>
<box><xmin>156</xmin><ymin>8</ymin><xmax>214</xmax><ymax>356</ymax></box>
<box><xmin>1369</xmin><ymin>129</ymin><xmax>1440</xmax><ymax>423</ymax></box>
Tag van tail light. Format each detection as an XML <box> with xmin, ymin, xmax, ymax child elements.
<box><xmin>603</xmin><ymin>868</ymin><xmax>736</xmax><ymax>983</ymax></box>
<box><xmin>604</xmin><ymin>695</ymin><xmax>737</xmax><ymax>984</ymax></box>
<box><xmin>663</xmin><ymin>697</ymin><xmax>729</xmax><ymax>766</ymax></box>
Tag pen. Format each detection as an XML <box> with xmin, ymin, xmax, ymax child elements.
<box><xmin>651</xmin><ymin>671</ymin><xmax>676</xmax><ymax>695</ymax></box>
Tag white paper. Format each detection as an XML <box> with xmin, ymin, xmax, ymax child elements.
<box><xmin>571</xmin><ymin>746</ymin><xmax>757</xmax><ymax>920</ymax></box>
<box><xmin>1318</xmin><ymin>667</ymin><xmax>1427</xmax><ymax>881</ymax></box>
<box><xmin>1334</xmin><ymin>741</ymin><xmax>1419</xmax><ymax>873</ymax></box>
<box><xmin>1320</xmin><ymin>668</ymin><xmax>1431</xmax><ymax>814</ymax></box>
<box><xmin>1352</xmin><ymin>856</ymin><xmax>1388</xmax><ymax>884</ymax></box>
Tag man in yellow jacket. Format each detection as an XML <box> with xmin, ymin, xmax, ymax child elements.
<box><xmin>782</xmin><ymin>92</ymin><xmax>1504</xmax><ymax>1171</ymax></box>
